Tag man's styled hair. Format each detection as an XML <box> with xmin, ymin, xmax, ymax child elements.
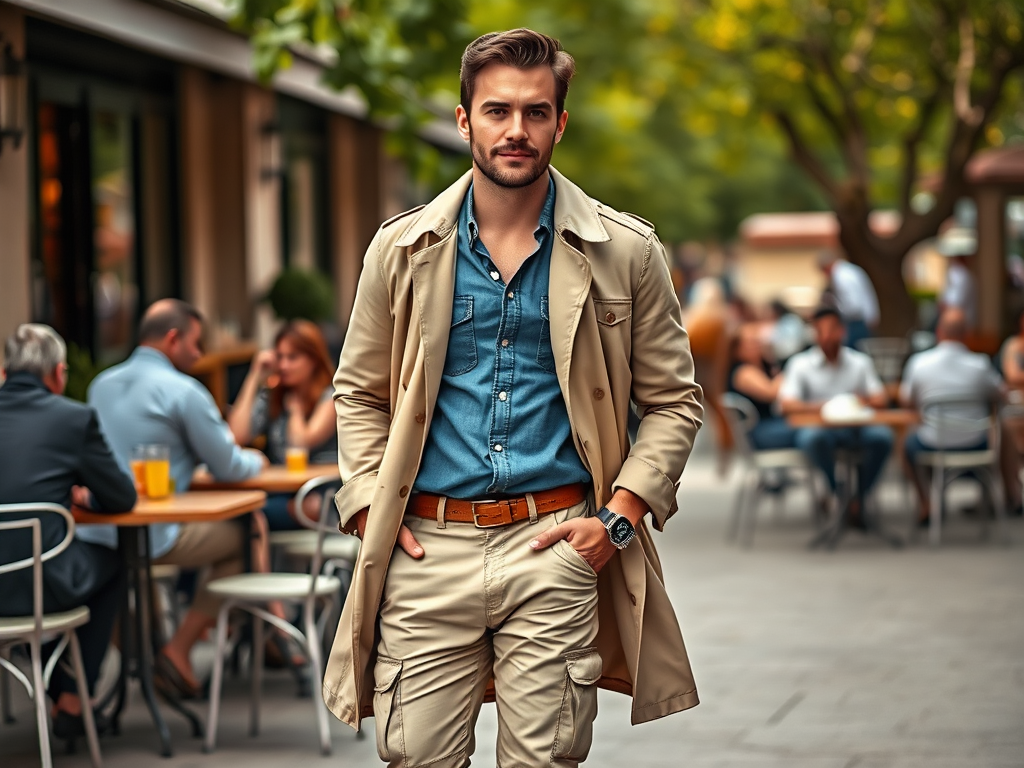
<box><xmin>138</xmin><ymin>299</ymin><xmax>203</xmax><ymax>343</ymax></box>
<box><xmin>460</xmin><ymin>29</ymin><xmax>576</xmax><ymax>116</ymax></box>
<box><xmin>4</xmin><ymin>323</ymin><xmax>67</xmax><ymax>379</ymax></box>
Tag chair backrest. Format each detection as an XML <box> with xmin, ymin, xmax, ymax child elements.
<box><xmin>292</xmin><ymin>477</ymin><xmax>343</xmax><ymax>596</ymax></box>
<box><xmin>855</xmin><ymin>337</ymin><xmax>910</xmax><ymax>384</ymax></box>
<box><xmin>920</xmin><ymin>397</ymin><xmax>998</xmax><ymax>449</ymax></box>
<box><xmin>719</xmin><ymin>393</ymin><xmax>759</xmax><ymax>458</ymax></box>
<box><xmin>0</xmin><ymin>503</ymin><xmax>76</xmax><ymax>637</ymax></box>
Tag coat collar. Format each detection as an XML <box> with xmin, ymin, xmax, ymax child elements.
<box><xmin>0</xmin><ymin>370</ymin><xmax>49</xmax><ymax>393</ymax></box>
<box><xmin>395</xmin><ymin>166</ymin><xmax>610</xmax><ymax>249</ymax></box>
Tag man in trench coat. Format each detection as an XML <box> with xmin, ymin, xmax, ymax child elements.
<box><xmin>324</xmin><ymin>28</ymin><xmax>704</xmax><ymax>767</ymax></box>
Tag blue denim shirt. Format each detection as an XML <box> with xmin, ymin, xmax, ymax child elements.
<box><xmin>79</xmin><ymin>347</ymin><xmax>264</xmax><ymax>557</ymax></box>
<box><xmin>415</xmin><ymin>178</ymin><xmax>591</xmax><ymax>498</ymax></box>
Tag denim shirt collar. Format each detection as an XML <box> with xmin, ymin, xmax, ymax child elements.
<box><xmin>462</xmin><ymin>175</ymin><xmax>556</xmax><ymax>253</ymax></box>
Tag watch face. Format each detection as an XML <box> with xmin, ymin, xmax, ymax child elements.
<box><xmin>609</xmin><ymin>517</ymin><xmax>634</xmax><ymax>545</ymax></box>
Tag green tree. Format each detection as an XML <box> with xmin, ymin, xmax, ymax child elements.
<box><xmin>685</xmin><ymin>0</ymin><xmax>1024</xmax><ymax>331</ymax></box>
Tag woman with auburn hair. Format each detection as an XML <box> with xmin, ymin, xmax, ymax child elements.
<box><xmin>230</xmin><ymin>320</ymin><xmax>338</xmax><ymax>530</ymax></box>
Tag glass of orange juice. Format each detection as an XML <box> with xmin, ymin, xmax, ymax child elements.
<box><xmin>144</xmin><ymin>444</ymin><xmax>172</xmax><ymax>499</ymax></box>
<box><xmin>131</xmin><ymin>445</ymin><xmax>148</xmax><ymax>496</ymax></box>
<box><xmin>285</xmin><ymin>445</ymin><xmax>308</xmax><ymax>473</ymax></box>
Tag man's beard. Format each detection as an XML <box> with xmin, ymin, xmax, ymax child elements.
<box><xmin>469</xmin><ymin>123</ymin><xmax>555</xmax><ymax>189</ymax></box>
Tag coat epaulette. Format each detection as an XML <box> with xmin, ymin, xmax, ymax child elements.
<box><xmin>594</xmin><ymin>202</ymin><xmax>655</xmax><ymax>237</ymax></box>
<box><xmin>381</xmin><ymin>205</ymin><xmax>426</xmax><ymax>230</ymax></box>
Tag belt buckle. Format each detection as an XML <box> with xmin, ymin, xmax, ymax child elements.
<box><xmin>472</xmin><ymin>499</ymin><xmax>514</xmax><ymax>528</ymax></box>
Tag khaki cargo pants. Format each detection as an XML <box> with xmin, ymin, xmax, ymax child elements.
<box><xmin>374</xmin><ymin>499</ymin><xmax>601</xmax><ymax>767</ymax></box>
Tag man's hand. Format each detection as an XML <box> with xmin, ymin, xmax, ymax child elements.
<box><xmin>528</xmin><ymin>517</ymin><xmax>616</xmax><ymax>573</ymax></box>
<box><xmin>71</xmin><ymin>486</ymin><xmax>92</xmax><ymax>509</ymax></box>
<box><xmin>350</xmin><ymin>508</ymin><xmax>423</xmax><ymax>559</ymax></box>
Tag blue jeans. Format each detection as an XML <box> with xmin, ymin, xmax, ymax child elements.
<box><xmin>795</xmin><ymin>426</ymin><xmax>894</xmax><ymax>492</ymax></box>
<box><xmin>749</xmin><ymin>417</ymin><xmax>797</xmax><ymax>450</ymax></box>
<box><xmin>263</xmin><ymin>492</ymin><xmax>301</xmax><ymax>531</ymax></box>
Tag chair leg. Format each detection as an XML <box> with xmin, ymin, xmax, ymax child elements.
<box><xmin>929</xmin><ymin>466</ymin><xmax>943</xmax><ymax>547</ymax></box>
<box><xmin>727</xmin><ymin>469</ymin><xmax>751</xmax><ymax>541</ymax></box>
<box><xmin>303</xmin><ymin>599</ymin><xmax>332</xmax><ymax>756</ymax></box>
<box><xmin>29</xmin><ymin>637</ymin><xmax>53</xmax><ymax>768</ymax></box>
<box><xmin>1</xmin><ymin>645</ymin><xmax>14</xmax><ymax>724</ymax></box>
<box><xmin>741</xmin><ymin>478</ymin><xmax>762</xmax><ymax>548</ymax></box>
<box><xmin>250</xmin><ymin>614</ymin><xmax>263</xmax><ymax>737</ymax></box>
<box><xmin>68</xmin><ymin>632</ymin><xmax>102</xmax><ymax>768</ymax></box>
<box><xmin>203</xmin><ymin>603</ymin><xmax>232</xmax><ymax>753</ymax></box>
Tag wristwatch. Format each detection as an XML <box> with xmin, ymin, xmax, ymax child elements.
<box><xmin>595</xmin><ymin>506</ymin><xmax>636</xmax><ymax>549</ymax></box>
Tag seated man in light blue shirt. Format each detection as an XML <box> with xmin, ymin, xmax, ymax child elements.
<box><xmin>83</xmin><ymin>299</ymin><xmax>266</xmax><ymax>697</ymax></box>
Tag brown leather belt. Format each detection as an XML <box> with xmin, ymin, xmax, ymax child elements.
<box><xmin>408</xmin><ymin>483</ymin><xmax>587</xmax><ymax>528</ymax></box>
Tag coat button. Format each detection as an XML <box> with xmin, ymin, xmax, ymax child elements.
<box><xmin>605</xmin><ymin>312</ymin><xmax>616</xmax><ymax>323</ymax></box>
<box><xmin>399</xmin><ymin>485</ymin><xmax>409</xmax><ymax>498</ymax></box>
<box><xmin>593</xmin><ymin>388</ymin><xmax>605</xmax><ymax>400</ymax></box>
<box><xmin>415</xmin><ymin>412</ymin><xmax>425</xmax><ymax>424</ymax></box>
<box><xmin>629</xmin><ymin>593</ymin><xmax>637</xmax><ymax>606</ymax></box>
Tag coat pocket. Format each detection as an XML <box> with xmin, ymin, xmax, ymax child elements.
<box><xmin>443</xmin><ymin>295</ymin><xmax>478</xmax><ymax>376</ymax></box>
<box><xmin>551</xmin><ymin>647</ymin><xmax>602</xmax><ymax>762</ymax></box>
<box><xmin>593</xmin><ymin>298</ymin><xmax>632</xmax><ymax>327</ymax></box>
<box><xmin>372</xmin><ymin>656</ymin><xmax>404</xmax><ymax>762</ymax></box>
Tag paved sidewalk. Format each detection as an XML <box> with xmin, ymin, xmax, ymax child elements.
<box><xmin>3</xmin><ymin>438</ymin><xmax>1023</xmax><ymax>767</ymax></box>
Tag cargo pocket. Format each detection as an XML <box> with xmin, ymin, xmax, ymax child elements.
<box><xmin>551</xmin><ymin>647</ymin><xmax>602</xmax><ymax>762</ymax></box>
<box><xmin>372</xmin><ymin>656</ymin><xmax>404</xmax><ymax>762</ymax></box>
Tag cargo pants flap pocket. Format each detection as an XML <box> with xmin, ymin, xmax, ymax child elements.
<box><xmin>565</xmin><ymin>647</ymin><xmax>603</xmax><ymax>686</ymax></box>
<box><xmin>372</xmin><ymin>657</ymin><xmax>404</xmax><ymax>762</ymax></box>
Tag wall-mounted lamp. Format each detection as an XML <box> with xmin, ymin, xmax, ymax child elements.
<box><xmin>260</xmin><ymin>120</ymin><xmax>284</xmax><ymax>181</ymax></box>
<box><xmin>0</xmin><ymin>39</ymin><xmax>26</xmax><ymax>155</ymax></box>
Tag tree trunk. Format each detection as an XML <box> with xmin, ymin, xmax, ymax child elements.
<box><xmin>836</xmin><ymin>215</ymin><xmax>918</xmax><ymax>337</ymax></box>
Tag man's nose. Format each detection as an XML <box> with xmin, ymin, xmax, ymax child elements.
<box><xmin>506</xmin><ymin>112</ymin><xmax>528</xmax><ymax>141</ymax></box>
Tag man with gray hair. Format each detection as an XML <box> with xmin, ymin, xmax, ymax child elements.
<box><xmin>0</xmin><ymin>323</ymin><xmax>137</xmax><ymax>739</ymax></box>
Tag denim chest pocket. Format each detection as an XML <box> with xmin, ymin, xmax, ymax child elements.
<box><xmin>537</xmin><ymin>295</ymin><xmax>557</xmax><ymax>373</ymax></box>
<box><xmin>443</xmin><ymin>295</ymin><xmax>478</xmax><ymax>376</ymax></box>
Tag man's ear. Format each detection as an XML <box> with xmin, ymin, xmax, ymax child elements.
<box><xmin>456</xmin><ymin>105</ymin><xmax>471</xmax><ymax>142</ymax></box>
<box><xmin>554</xmin><ymin>109</ymin><xmax>569</xmax><ymax>144</ymax></box>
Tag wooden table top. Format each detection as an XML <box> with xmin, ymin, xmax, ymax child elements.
<box><xmin>787</xmin><ymin>408</ymin><xmax>920</xmax><ymax>429</ymax></box>
<box><xmin>73</xmin><ymin>490</ymin><xmax>267</xmax><ymax>526</ymax></box>
<box><xmin>189</xmin><ymin>464</ymin><xmax>340</xmax><ymax>493</ymax></box>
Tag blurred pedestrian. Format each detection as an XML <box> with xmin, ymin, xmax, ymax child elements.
<box><xmin>324</xmin><ymin>28</ymin><xmax>703</xmax><ymax>766</ymax></box>
<box><xmin>817</xmin><ymin>249</ymin><xmax>879</xmax><ymax>349</ymax></box>
<box><xmin>729</xmin><ymin>323</ymin><xmax>794</xmax><ymax>450</ymax></box>
<box><xmin>936</xmin><ymin>227</ymin><xmax>978</xmax><ymax>330</ymax></box>
<box><xmin>685</xmin><ymin>277</ymin><xmax>735</xmax><ymax>460</ymax></box>
<box><xmin>0</xmin><ymin>324</ymin><xmax>136</xmax><ymax>740</ymax></box>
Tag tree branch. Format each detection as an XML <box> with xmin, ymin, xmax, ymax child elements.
<box><xmin>954</xmin><ymin>15</ymin><xmax>984</xmax><ymax>126</ymax></box>
<box><xmin>898</xmin><ymin>87</ymin><xmax>943</xmax><ymax>218</ymax></box>
<box><xmin>773</xmin><ymin>111</ymin><xmax>839</xmax><ymax>201</ymax></box>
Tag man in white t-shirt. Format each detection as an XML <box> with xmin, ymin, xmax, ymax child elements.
<box><xmin>900</xmin><ymin>309</ymin><xmax>1002</xmax><ymax>524</ymax></box>
<box><xmin>818</xmin><ymin>250</ymin><xmax>879</xmax><ymax>349</ymax></box>
<box><xmin>780</xmin><ymin>306</ymin><xmax>892</xmax><ymax>517</ymax></box>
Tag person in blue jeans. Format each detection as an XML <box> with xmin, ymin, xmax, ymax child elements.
<box><xmin>728</xmin><ymin>322</ymin><xmax>795</xmax><ymax>450</ymax></box>
<box><xmin>779</xmin><ymin>306</ymin><xmax>892</xmax><ymax>521</ymax></box>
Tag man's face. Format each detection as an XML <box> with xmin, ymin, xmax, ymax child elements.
<box><xmin>456</xmin><ymin>63</ymin><xmax>568</xmax><ymax>189</ymax></box>
<box><xmin>167</xmin><ymin>318</ymin><xmax>204</xmax><ymax>373</ymax></box>
<box><xmin>813</xmin><ymin>315</ymin><xmax>845</xmax><ymax>356</ymax></box>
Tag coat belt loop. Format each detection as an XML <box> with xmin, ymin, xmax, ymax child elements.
<box><xmin>436</xmin><ymin>496</ymin><xmax>447</xmax><ymax>529</ymax></box>
<box><xmin>526</xmin><ymin>492</ymin><xmax>539</xmax><ymax>524</ymax></box>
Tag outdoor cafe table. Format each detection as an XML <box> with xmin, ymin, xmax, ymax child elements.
<box><xmin>74</xmin><ymin>490</ymin><xmax>267</xmax><ymax>758</ymax></box>
<box><xmin>786</xmin><ymin>408</ymin><xmax>919</xmax><ymax>549</ymax></box>
<box><xmin>190</xmin><ymin>464</ymin><xmax>339</xmax><ymax>493</ymax></box>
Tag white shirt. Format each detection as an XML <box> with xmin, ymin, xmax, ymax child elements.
<box><xmin>830</xmin><ymin>260</ymin><xmax>879</xmax><ymax>326</ymax></box>
<box><xmin>941</xmin><ymin>262</ymin><xmax>977</xmax><ymax>328</ymax></box>
<box><xmin>780</xmin><ymin>346</ymin><xmax>884</xmax><ymax>403</ymax></box>
<box><xmin>900</xmin><ymin>341</ymin><xmax>1001</xmax><ymax>448</ymax></box>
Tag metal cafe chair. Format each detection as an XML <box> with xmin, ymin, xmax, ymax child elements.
<box><xmin>721</xmin><ymin>393</ymin><xmax>817</xmax><ymax>547</ymax></box>
<box><xmin>914</xmin><ymin>398</ymin><xmax>1007</xmax><ymax>546</ymax></box>
<box><xmin>204</xmin><ymin>476</ymin><xmax>342</xmax><ymax>755</ymax></box>
<box><xmin>0</xmin><ymin>503</ymin><xmax>102</xmax><ymax>768</ymax></box>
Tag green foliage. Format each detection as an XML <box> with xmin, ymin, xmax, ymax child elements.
<box><xmin>64</xmin><ymin>343</ymin><xmax>112</xmax><ymax>403</ymax></box>
<box><xmin>265</xmin><ymin>267</ymin><xmax>335</xmax><ymax>322</ymax></box>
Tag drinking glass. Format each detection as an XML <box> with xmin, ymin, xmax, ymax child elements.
<box><xmin>144</xmin><ymin>444</ymin><xmax>172</xmax><ymax>499</ymax></box>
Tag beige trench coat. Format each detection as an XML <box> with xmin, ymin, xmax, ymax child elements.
<box><xmin>324</xmin><ymin>167</ymin><xmax>704</xmax><ymax>728</ymax></box>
